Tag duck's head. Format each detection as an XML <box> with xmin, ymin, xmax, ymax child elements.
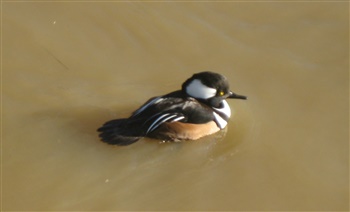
<box><xmin>182</xmin><ymin>71</ymin><xmax>247</xmax><ymax>107</ymax></box>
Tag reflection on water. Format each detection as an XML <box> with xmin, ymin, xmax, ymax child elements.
<box><xmin>2</xmin><ymin>2</ymin><xmax>349</xmax><ymax>211</ymax></box>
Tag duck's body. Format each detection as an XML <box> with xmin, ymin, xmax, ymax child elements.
<box><xmin>98</xmin><ymin>71</ymin><xmax>247</xmax><ymax>145</ymax></box>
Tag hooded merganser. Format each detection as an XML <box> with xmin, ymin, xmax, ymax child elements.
<box><xmin>97</xmin><ymin>71</ymin><xmax>247</xmax><ymax>146</ymax></box>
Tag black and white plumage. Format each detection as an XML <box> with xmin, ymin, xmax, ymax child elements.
<box><xmin>97</xmin><ymin>71</ymin><xmax>247</xmax><ymax>146</ymax></box>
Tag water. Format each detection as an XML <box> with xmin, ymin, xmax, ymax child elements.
<box><xmin>2</xmin><ymin>2</ymin><xmax>349</xmax><ymax>211</ymax></box>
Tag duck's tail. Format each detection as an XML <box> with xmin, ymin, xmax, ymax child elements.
<box><xmin>97</xmin><ymin>119</ymin><xmax>143</xmax><ymax>146</ymax></box>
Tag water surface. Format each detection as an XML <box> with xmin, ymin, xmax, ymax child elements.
<box><xmin>2</xmin><ymin>2</ymin><xmax>349</xmax><ymax>211</ymax></box>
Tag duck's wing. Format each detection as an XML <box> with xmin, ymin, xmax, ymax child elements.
<box><xmin>131</xmin><ymin>93</ymin><xmax>215</xmax><ymax>135</ymax></box>
<box><xmin>97</xmin><ymin>93</ymin><xmax>186</xmax><ymax>146</ymax></box>
<box><xmin>98</xmin><ymin>91</ymin><xmax>214</xmax><ymax>145</ymax></box>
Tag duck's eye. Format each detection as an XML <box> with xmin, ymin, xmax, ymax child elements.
<box><xmin>219</xmin><ymin>91</ymin><xmax>225</xmax><ymax>96</ymax></box>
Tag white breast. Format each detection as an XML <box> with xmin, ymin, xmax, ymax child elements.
<box><xmin>213</xmin><ymin>100</ymin><xmax>231</xmax><ymax>118</ymax></box>
<box><xmin>212</xmin><ymin>100</ymin><xmax>231</xmax><ymax>129</ymax></box>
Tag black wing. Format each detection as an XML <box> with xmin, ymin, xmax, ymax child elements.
<box><xmin>131</xmin><ymin>91</ymin><xmax>215</xmax><ymax>134</ymax></box>
<box><xmin>98</xmin><ymin>91</ymin><xmax>215</xmax><ymax>145</ymax></box>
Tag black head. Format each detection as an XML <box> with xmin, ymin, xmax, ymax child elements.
<box><xmin>182</xmin><ymin>71</ymin><xmax>247</xmax><ymax>107</ymax></box>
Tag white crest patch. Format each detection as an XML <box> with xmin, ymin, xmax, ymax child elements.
<box><xmin>186</xmin><ymin>79</ymin><xmax>217</xmax><ymax>99</ymax></box>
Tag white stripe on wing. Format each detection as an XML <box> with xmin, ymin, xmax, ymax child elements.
<box><xmin>147</xmin><ymin>114</ymin><xmax>178</xmax><ymax>134</ymax></box>
<box><xmin>132</xmin><ymin>97</ymin><xmax>163</xmax><ymax>117</ymax></box>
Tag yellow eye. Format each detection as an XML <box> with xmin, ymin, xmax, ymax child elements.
<box><xmin>219</xmin><ymin>91</ymin><xmax>225</xmax><ymax>96</ymax></box>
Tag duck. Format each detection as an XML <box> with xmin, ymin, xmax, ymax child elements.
<box><xmin>97</xmin><ymin>71</ymin><xmax>247</xmax><ymax>145</ymax></box>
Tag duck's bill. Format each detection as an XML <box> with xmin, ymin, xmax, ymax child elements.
<box><xmin>228</xmin><ymin>91</ymin><xmax>247</xmax><ymax>100</ymax></box>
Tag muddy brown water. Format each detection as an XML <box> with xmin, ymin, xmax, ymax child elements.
<box><xmin>2</xmin><ymin>2</ymin><xmax>349</xmax><ymax>211</ymax></box>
